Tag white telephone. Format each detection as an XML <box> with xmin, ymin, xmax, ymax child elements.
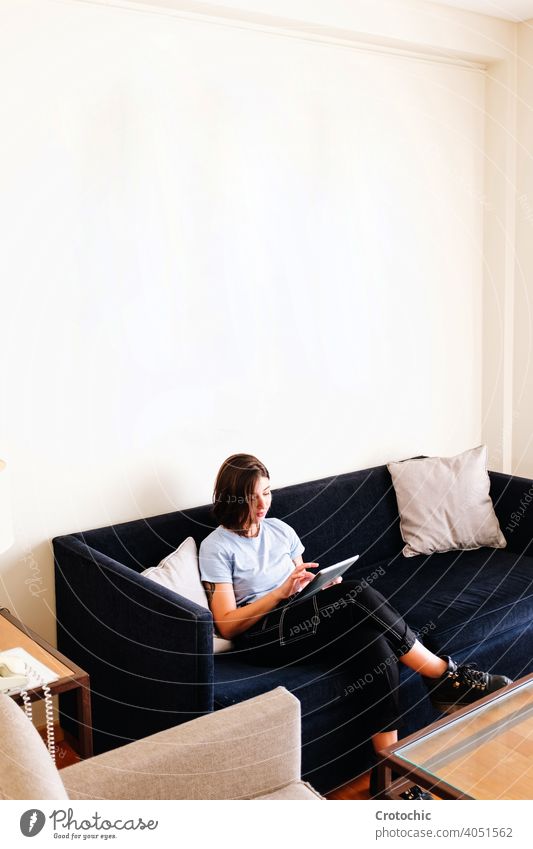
<box><xmin>0</xmin><ymin>648</ymin><xmax>58</xmax><ymax>762</ymax></box>
<box><xmin>0</xmin><ymin>653</ymin><xmax>29</xmax><ymax>692</ymax></box>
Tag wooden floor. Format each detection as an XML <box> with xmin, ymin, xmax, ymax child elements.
<box><xmin>326</xmin><ymin>772</ymin><xmax>371</xmax><ymax>800</ymax></box>
<box><xmin>39</xmin><ymin>726</ymin><xmax>81</xmax><ymax>770</ymax></box>
<box><xmin>55</xmin><ymin>739</ymin><xmax>82</xmax><ymax>769</ymax></box>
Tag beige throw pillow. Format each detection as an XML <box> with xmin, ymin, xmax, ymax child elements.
<box><xmin>141</xmin><ymin>537</ymin><xmax>233</xmax><ymax>653</ymax></box>
<box><xmin>387</xmin><ymin>445</ymin><xmax>506</xmax><ymax>558</ymax></box>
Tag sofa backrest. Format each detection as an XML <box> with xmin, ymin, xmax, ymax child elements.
<box><xmin>72</xmin><ymin>463</ymin><xmax>404</xmax><ymax>573</ymax></box>
<box><xmin>74</xmin><ymin>503</ymin><xmax>218</xmax><ymax>573</ymax></box>
<box><xmin>270</xmin><ymin>465</ymin><xmax>403</xmax><ymax>568</ymax></box>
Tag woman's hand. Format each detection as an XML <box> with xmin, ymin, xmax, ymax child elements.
<box><xmin>275</xmin><ymin>563</ymin><xmax>319</xmax><ymax>600</ymax></box>
<box><xmin>321</xmin><ymin>576</ymin><xmax>343</xmax><ymax>591</ymax></box>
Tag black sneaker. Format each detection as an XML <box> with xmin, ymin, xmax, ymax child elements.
<box><xmin>370</xmin><ymin>766</ymin><xmax>433</xmax><ymax>800</ymax></box>
<box><xmin>399</xmin><ymin>785</ymin><xmax>433</xmax><ymax>800</ymax></box>
<box><xmin>424</xmin><ymin>656</ymin><xmax>512</xmax><ymax>714</ymax></box>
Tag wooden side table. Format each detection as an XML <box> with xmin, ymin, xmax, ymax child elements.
<box><xmin>0</xmin><ymin>607</ymin><xmax>93</xmax><ymax>758</ymax></box>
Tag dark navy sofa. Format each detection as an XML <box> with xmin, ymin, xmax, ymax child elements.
<box><xmin>53</xmin><ymin>463</ymin><xmax>533</xmax><ymax>794</ymax></box>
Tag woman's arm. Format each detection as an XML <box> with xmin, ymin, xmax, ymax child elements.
<box><xmin>203</xmin><ymin>562</ymin><xmax>318</xmax><ymax>640</ymax></box>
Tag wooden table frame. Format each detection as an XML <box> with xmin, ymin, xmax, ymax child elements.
<box><xmin>376</xmin><ymin>673</ymin><xmax>533</xmax><ymax>800</ymax></box>
<box><xmin>0</xmin><ymin>607</ymin><xmax>93</xmax><ymax>759</ymax></box>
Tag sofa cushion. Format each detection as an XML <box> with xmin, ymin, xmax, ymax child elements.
<box><xmin>388</xmin><ymin>446</ymin><xmax>506</xmax><ymax>557</ymax></box>
<box><xmin>213</xmin><ymin>654</ymin><xmax>394</xmax><ymax>736</ymax></box>
<box><xmin>365</xmin><ymin>548</ymin><xmax>533</xmax><ymax>656</ymax></box>
<box><xmin>141</xmin><ymin>536</ymin><xmax>232</xmax><ymax>653</ymax></box>
<box><xmin>214</xmin><ymin>656</ymin><xmax>351</xmax><ymax>712</ymax></box>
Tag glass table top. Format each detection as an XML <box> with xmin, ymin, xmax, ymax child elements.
<box><xmin>393</xmin><ymin>677</ymin><xmax>533</xmax><ymax>799</ymax></box>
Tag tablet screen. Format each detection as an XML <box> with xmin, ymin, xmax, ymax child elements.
<box><xmin>293</xmin><ymin>555</ymin><xmax>359</xmax><ymax>602</ymax></box>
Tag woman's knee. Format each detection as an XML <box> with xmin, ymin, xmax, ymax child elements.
<box><xmin>345</xmin><ymin>581</ymin><xmax>390</xmax><ymax>610</ymax></box>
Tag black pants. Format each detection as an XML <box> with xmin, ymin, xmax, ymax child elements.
<box><xmin>233</xmin><ymin>581</ymin><xmax>418</xmax><ymax>733</ymax></box>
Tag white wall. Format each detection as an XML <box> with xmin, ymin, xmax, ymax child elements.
<box><xmin>0</xmin><ymin>0</ymin><xmax>516</xmax><ymax>644</ymax></box>
<box><xmin>514</xmin><ymin>19</ymin><xmax>533</xmax><ymax>476</ymax></box>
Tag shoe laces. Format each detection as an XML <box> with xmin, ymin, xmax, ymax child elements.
<box><xmin>453</xmin><ymin>662</ymin><xmax>487</xmax><ymax>689</ymax></box>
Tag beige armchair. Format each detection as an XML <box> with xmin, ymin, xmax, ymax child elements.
<box><xmin>0</xmin><ymin>686</ymin><xmax>323</xmax><ymax>800</ymax></box>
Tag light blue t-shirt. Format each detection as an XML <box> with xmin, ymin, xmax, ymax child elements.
<box><xmin>199</xmin><ymin>518</ymin><xmax>305</xmax><ymax>606</ymax></box>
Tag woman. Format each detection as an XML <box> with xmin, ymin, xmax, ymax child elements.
<box><xmin>199</xmin><ymin>453</ymin><xmax>512</xmax><ymax>799</ymax></box>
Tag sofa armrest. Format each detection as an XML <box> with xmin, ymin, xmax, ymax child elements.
<box><xmin>53</xmin><ymin>534</ymin><xmax>214</xmax><ymax>753</ymax></box>
<box><xmin>61</xmin><ymin>687</ymin><xmax>301</xmax><ymax>800</ymax></box>
<box><xmin>489</xmin><ymin>470</ymin><xmax>533</xmax><ymax>556</ymax></box>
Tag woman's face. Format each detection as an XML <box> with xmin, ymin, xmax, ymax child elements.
<box><xmin>249</xmin><ymin>475</ymin><xmax>272</xmax><ymax>525</ymax></box>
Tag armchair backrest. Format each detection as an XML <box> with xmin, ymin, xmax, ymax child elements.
<box><xmin>0</xmin><ymin>694</ymin><xmax>68</xmax><ymax>800</ymax></box>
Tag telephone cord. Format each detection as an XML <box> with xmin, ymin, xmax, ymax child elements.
<box><xmin>22</xmin><ymin>661</ymin><xmax>56</xmax><ymax>764</ymax></box>
<box><xmin>20</xmin><ymin>688</ymin><xmax>32</xmax><ymax>724</ymax></box>
<box><xmin>42</xmin><ymin>682</ymin><xmax>56</xmax><ymax>762</ymax></box>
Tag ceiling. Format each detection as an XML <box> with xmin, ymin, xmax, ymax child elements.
<box><xmin>429</xmin><ymin>0</ymin><xmax>533</xmax><ymax>20</ymax></box>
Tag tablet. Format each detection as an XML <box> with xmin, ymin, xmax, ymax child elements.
<box><xmin>291</xmin><ymin>555</ymin><xmax>359</xmax><ymax>602</ymax></box>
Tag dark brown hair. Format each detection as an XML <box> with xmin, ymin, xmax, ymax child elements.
<box><xmin>212</xmin><ymin>453</ymin><xmax>270</xmax><ymax>534</ymax></box>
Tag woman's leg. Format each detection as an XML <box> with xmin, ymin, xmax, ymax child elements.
<box><xmin>236</xmin><ymin>593</ymin><xmax>407</xmax><ymax>738</ymax></box>
<box><xmin>372</xmin><ymin>729</ymin><xmax>398</xmax><ymax>751</ymax></box>
<box><xmin>238</xmin><ymin>580</ymin><xmax>511</xmax><ymax>723</ymax></box>
<box><xmin>399</xmin><ymin>640</ymin><xmax>448</xmax><ymax>677</ymax></box>
<box><xmin>315</xmin><ymin>581</ymin><xmax>419</xmax><ymax>661</ymax></box>
<box><xmin>237</xmin><ymin>584</ymin><xmax>432</xmax><ymax>798</ymax></box>
<box><xmin>313</xmin><ymin>582</ymin><xmax>512</xmax><ymax>712</ymax></box>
